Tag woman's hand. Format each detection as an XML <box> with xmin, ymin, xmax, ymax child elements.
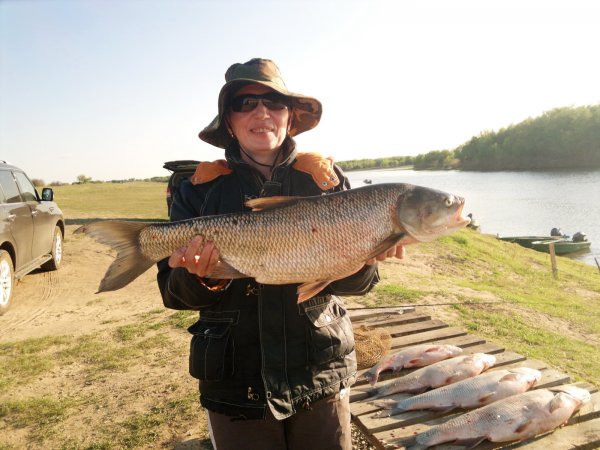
<box><xmin>365</xmin><ymin>244</ymin><xmax>405</xmax><ymax>265</ymax></box>
<box><xmin>168</xmin><ymin>235</ymin><xmax>221</xmax><ymax>277</ymax></box>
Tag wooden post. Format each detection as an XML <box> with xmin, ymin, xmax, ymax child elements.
<box><xmin>549</xmin><ymin>242</ymin><xmax>558</xmax><ymax>279</ymax></box>
<box><xmin>595</xmin><ymin>257</ymin><xmax>600</xmax><ymax>274</ymax></box>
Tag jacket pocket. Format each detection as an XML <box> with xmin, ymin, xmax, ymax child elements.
<box><xmin>304</xmin><ymin>296</ymin><xmax>355</xmax><ymax>365</ymax></box>
<box><xmin>188</xmin><ymin>318</ymin><xmax>234</xmax><ymax>381</ymax></box>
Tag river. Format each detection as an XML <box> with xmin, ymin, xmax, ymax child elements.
<box><xmin>345</xmin><ymin>168</ymin><xmax>600</xmax><ymax>267</ymax></box>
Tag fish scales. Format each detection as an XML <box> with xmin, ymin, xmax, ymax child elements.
<box><xmin>363</xmin><ymin>344</ymin><xmax>463</xmax><ymax>385</ymax></box>
<box><xmin>140</xmin><ymin>185</ymin><xmax>397</xmax><ymax>283</ymax></box>
<box><xmin>413</xmin><ymin>386</ymin><xmax>591</xmax><ymax>449</ymax></box>
<box><xmin>368</xmin><ymin>353</ymin><xmax>496</xmax><ymax>398</ymax></box>
<box><xmin>75</xmin><ymin>183</ymin><xmax>470</xmax><ymax>298</ymax></box>
<box><xmin>382</xmin><ymin>368</ymin><xmax>540</xmax><ymax>415</ymax></box>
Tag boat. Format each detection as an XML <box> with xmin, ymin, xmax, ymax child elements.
<box><xmin>530</xmin><ymin>239</ymin><xmax>591</xmax><ymax>255</ymax></box>
<box><xmin>497</xmin><ymin>235</ymin><xmax>563</xmax><ymax>249</ymax></box>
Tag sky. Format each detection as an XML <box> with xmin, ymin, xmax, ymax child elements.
<box><xmin>1</xmin><ymin>0</ymin><xmax>599</xmax><ymax>183</ymax></box>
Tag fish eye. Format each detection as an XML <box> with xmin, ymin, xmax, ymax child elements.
<box><xmin>444</xmin><ymin>197</ymin><xmax>453</xmax><ymax>207</ymax></box>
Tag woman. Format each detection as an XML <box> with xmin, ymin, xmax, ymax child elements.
<box><xmin>157</xmin><ymin>58</ymin><xmax>403</xmax><ymax>450</ymax></box>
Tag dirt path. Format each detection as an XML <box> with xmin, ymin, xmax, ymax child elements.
<box><xmin>1</xmin><ymin>225</ymin><xmax>212</xmax><ymax>449</ymax></box>
<box><xmin>1</xmin><ymin>225</ymin><xmax>164</xmax><ymax>343</ymax></box>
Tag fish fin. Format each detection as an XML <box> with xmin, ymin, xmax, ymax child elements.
<box><xmin>296</xmin><ymin>280</ymin><xmax>332</xmax><ymax>303</ymax></box>
<box><xmin>499</xmin><ymin>373</ymin><xmax>520</xmax><ymax>382</ymax></box>
<box><xmin>407</xmin><ymin>357</ymin><xmax>423</xmax><ymax>366</ymax></box>
<box><xmin>364</xmin><ymin>233</ymin><xmax>407</xmax><ymax>260</ymax></box>
<box><xmin>362</xmin><ymin>371</ymin><xmax>380</xmax><ymax>386</ymax></box>
<box><xmin>245</xmin><ymin>196</ymin><xmax>301</xmax><ymax>212</ymax></box>
<box><xmin>371</xmin><ymin>409</ymin><xmax>391</xmax><ymax>418</ymax></box>
<box><xmin>207</xmin><ymin>260</ymin><xmax>247</xmax><ymax>279</ymax></box>
<box><xmin>432</xmin><ymin>405</ymin><xmax>457</xmax><ymax>414</ymax></box>
<box><xmin>424</xmin><ymin>345</ymin><xmax>444</xmax><ymax>353</ymax></box>
<box><xmin>515</xmin><ymin>419</ymin><xmax>534</xmax><ymax>433</ymax></box>
<box><xmin>370</xmin><ymin>398</ymin><xmax>397</xmax><ymax>410</ymax></box>
<box><xmin>75</xmin><ymin>221</ymin><xmax>156</xmax><ymax>292</ymax></box>
<box><xmin>478</xmin><ymin>392</ymin><xmax>496</xmax><ymax>404</ymax></box>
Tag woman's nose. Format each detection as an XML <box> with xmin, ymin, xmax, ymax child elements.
<box><xmin>253</xmin><ymin>100</ymin><xmax>270</xmax><ymax>116</ymax></box>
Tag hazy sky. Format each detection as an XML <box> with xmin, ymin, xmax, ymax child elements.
<box><xmin>1</xmin><ymin>0</ymin><xmax>599</xmax><ymax>183</ymax></box>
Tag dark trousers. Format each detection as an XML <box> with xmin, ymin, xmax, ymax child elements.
<box><xmin>207</xmin><ymin>391</ymin><xmax>351</xmax><ymax>450</ymax></box>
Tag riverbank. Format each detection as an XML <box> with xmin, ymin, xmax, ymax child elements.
<box><xmin>0</xmin><ymin>183</ymin><xmax>598</xmax><ymax>449</ymax></box>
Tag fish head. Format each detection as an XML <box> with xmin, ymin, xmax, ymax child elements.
<box><xmin>550</xmin><ymin>385</ymin><xmax>592</xmax><ymax>408</ymax></box>
<box><xmin>394</xmin><ymin>185</ymin><xmax>471</xmax><ymax>242</ymax></box>
<box><xmin>443</xmin><ymin>345</ymin><xmax>464</xmax><ymax>357</ymax></box>
<box><xmin>509</xmin><ymin>367</ymin><xmax>542</xmax><ymax>386</ymax></box>
<box><xmin>473</xmin><ymin>353</ymin><xmax>497</xmax><ymax>370</ymax></box>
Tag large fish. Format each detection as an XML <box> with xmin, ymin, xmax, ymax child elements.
<box><xmin>365</xmin><ymin>353</ymin><xmax>496</xmax><ymax>399</ymax></box>
<box><xmin>363</xmin><ymin>344</ymin><xmax>464</xmax><ymax>386</ymax></box>
<box><xmin>75</xmin><ymin>183</ymin><xmax>469</xmax><ymax>302</ymax></box>
<box><xmin>374</xmin><ymin>367</ymin><xmax>541</xmax><ymax>417</ymax></box>
<box><xmin>410</xmin><ymin>385</ymin><xmax>591</xmax><ymax>449</ymax></box>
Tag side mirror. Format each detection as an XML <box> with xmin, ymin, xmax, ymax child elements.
<box><xmin>41</xmin><ymin>188</ymin><xmax>54</xmax><ymax>201</ymax></box>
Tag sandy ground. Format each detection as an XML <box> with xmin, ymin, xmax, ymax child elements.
<box><xmin>2</xmin><ymin>225</ymin><xmax>597</xmax><ymax>449</ymax></box>
<box><xmin>0</xmin><ymin>225</ymin><xmax>167</xmax><ymax>343</ymax></box>
<box><xmin>1</xmin><ymin>225</ymin><xmax>212</xmax><ymax>449</ymax></box>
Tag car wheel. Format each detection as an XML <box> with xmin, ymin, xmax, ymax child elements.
<box><xmin>0</xmin><ymin>250</ymin><xmax>14</xmax><ymax>315</ymax></box>
<box><xmin>42</xmin><ymin>226</ymin><xmax>63</xmax><ymax>271</ymax></box>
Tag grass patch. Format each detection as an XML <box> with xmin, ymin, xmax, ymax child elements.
<box><xmin>166</xmin><ymin>310</ymin><xmax>198</xmax><ymax>329</ymax></box>
<box><xmin>0</xmin><ymin>336</ymin><xmax>71</xmax><ymax>393</ymax></box>
<box><xmin>53</xmin><ymin>181</ymin><xmax>168</xmax><ymax>220</ymax></box>
<box><xmin>0</xmin><ymin>396</ymin><xmax>76</xmax><ymax>440</ymax></box>
<box><xmin>371</xmin><ymin>284</ymin><xmax>426</xmax><ymax>305</ymax></box>
<box><xmin>453</xmin><ymin>304</ymin><xmax>600</xmax><ymax>386</ymax></box>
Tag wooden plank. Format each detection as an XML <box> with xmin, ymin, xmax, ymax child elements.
<box><xmin>352</xmin><ymin>310</ymin><xmax>431</xmax><ymax>328</ymax></box>
<box><xmin>390</xmin><ymin>327</ymin><xmax>468</xmax><ymax>347</ymax></box>
<box><xmin>386</xmin><ymin>319</ymin><xmax>448</xmax><ymax>337</ymax></box>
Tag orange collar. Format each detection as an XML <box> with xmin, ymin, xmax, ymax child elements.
<box><xmin>190</xmin><ymin>152</ymin><xmax>340</xmax><ymax>190</ymax></box>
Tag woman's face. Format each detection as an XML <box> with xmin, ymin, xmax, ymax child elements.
<box><xmin>227</xmin><ymin>84</ymin><xmax>290</xmax><ymax>157</ymax></box>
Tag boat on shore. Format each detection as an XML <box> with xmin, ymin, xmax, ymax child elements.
<box><xmin>530</xmin><ymin>239</ymin><xmax>592</xmax><ymax>255</ymax></box>
<box><xmin>499</xmin><ymin>230</ymin><xmax>591</xmax><ymax>255</ymax></box>
<box><xmin>497</xmin><ymin>235</ymin><xmax>562</xmax><ymax>249</ymax></box>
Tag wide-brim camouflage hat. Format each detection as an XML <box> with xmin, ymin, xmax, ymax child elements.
<box><xmin>199</xmin><ymin>58</ymin><xmax>323</xmax><ymax>149</ymax></box>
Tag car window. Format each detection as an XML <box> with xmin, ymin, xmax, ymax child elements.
<box><xmin>13</xmin><ymin>171</ymin><xmax>38</xmax><ymax>202</ymax></box>
<box><xmin>0</xmin><ymin>170</ymin><xmax>22</xmax><ymax>204</ymax></box>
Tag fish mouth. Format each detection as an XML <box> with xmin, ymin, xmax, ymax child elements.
<box><xmin>412</xmin><ymin>197</ymin><xmax>470</xmax><ymax>241</ymax></box>
<box><xmin>453</xmin><ymin>199</ymin><xmax>471</xmax><ymax>227</ymax></box>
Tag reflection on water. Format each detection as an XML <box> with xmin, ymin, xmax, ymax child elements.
<box><xmin>346</xmin><ymin>169</ymin><xmax>600</xmax><ymax>267</ymax></box>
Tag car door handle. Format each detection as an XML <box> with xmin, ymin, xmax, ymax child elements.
<box><xmin>6</xmin><ymin>214</ymin><xmax>16</xmax><ymax>221</ymax></box>
<box><xmin>31</xmin><ymin>210</ymin><xmax>39</xmax><ymax>216</ymax></box>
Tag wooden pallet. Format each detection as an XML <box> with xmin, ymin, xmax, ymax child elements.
<box><xmin>348</xmin><ymin>307</ymin><xmax>600</xmax><ymax>450</ymax></box>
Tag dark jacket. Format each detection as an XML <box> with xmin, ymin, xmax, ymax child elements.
<box><xmin>157</xmin><ymin>140</ymin><xmax>379</xmax><ymax>420</ymax></box>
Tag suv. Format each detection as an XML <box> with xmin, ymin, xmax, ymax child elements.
<box><xmin>163</xmin><ymin>160</ymin><xmax>199</xmax><ymax>215</ymax></box>
<box><xmin>0</xmin><ymin>161</ymin><xmax>65</xmax><ymax>315</ymax></box>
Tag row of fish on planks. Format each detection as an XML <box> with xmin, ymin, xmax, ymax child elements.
<box><xmin>358</xmin><ymin>344</ymin><xmax>591</xmax><ymax>449</ymax></box>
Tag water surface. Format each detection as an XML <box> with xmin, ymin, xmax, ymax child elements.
<box><xmin>346</xmin><ymin>169</ymin><xmax>600</xmax><ymax>267</ymax></box>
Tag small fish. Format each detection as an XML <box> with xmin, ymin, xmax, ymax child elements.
<box><xmin>363</xmin><ymin>344</ymin><xmax>463</xmax><ymax>386</ymax></box>
<box><xmin>410</xmin><ymin>385</ymin><xmax>591</xmax><ymax>449</ymax></box>
<box><xmin>365</xmin><ymin>353</ymin><xmax>496</xmax><ymax>399</ymax></box>
<box><xmin>74</xmin><ymin>183</ymin><xmax>469</xmax><ymax>302</ymax></box>
<box><xmin>374</xmin><ymin>367</ymin><xmax>541</xmax><ymax>417</ymax></box>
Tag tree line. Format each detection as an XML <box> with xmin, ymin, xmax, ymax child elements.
<box><xmin>339</xmin><ymin>104</ymin><xmax>600</xmax><ymax>171</ymax></box>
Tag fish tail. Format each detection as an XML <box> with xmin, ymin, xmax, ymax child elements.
<box><xmin>362</xmin><ymin>370</ymin><xmax>379</xmax><ymax>386</ymax></box>
<box><xmin>75</xmin><ymin>221</ymin><xmax>156</xmax><ymax>292</ymax></box>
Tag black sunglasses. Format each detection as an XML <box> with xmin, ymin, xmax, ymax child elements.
<box><xmin>229</xmin><ymin>93</ymin><xmax>289</xmax><ymax>113</ymax></box>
